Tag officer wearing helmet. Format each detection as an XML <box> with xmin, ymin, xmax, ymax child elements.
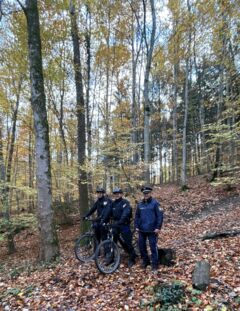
<box><xmin>135</xmin><ymin>186</ymin><xmax>163</xmax><ymax>272</ymax></box>
<box><xmin>104</xmin><ymin>187</ymin><xmax>137</xmax><ymax>268</ymax></box>
<box><xmin>83</xmin><ymin>187</ymin><xmax>112</xmax><ymax>242</ymax></box>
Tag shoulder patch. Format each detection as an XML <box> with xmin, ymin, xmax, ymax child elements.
<box><xmin>123</xmin><ymin>203</ymin><xmax>127</xmax><ymax>208</ymax></box>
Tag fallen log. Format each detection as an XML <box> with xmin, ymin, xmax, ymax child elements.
<box><xmin>202</xmin><ymin>229</ymin><xmax>240</xmax><ymax>240</ymax></box>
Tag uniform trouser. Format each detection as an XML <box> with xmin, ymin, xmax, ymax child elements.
<box><xmin>93</xmin><ymin>222</ymin><xmax>107</xmax><ymax>243</ymax></box>
<box><xmin>113</xmin><ymin>225</ymin><xmax>136</xmax><ymax>261</ymax></box>
<box><xmin>138</xmin><ymin>232</ymin><xmax>158</xmax><ymax>267</ymax></box>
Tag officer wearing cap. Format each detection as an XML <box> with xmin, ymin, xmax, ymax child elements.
<box><xmin>83</xmin><ymin>187</ymin><xmax>112</xmax><ymax>242</ymax></box>
<box><xmin>134</xmin><ymin>186</ymin><xmax>163</xmax><ymax>271</ymax></box>
<box><xmin>105</xmin><ymin>187</ymin><xmax>136</xmax><ymax>268</ymax></box>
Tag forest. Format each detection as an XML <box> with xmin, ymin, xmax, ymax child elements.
<box><xmin>0</xmin><ymin>0</ymin><xmax>239</xmax><ymax>310</ymax></box>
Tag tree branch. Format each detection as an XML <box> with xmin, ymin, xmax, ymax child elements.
<box><xmin>16</xmin><ymin>0</ymin><xmax>26</xmax><ymax>13</ymax></box>
<box><xmin>202</xmin><ymin>229</ymin><xmax>240</xmax><ymax>240</ymax></box>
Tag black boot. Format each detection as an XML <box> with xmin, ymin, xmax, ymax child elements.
<box><xmin>141</xmin><ymin>260</ymin><xmax>150</xmax><ymax>269</ymax></box>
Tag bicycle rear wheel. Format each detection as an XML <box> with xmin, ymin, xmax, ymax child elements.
<box><xmin>74</xmin><ymin>233</ymin><xmax>98</xmax><ymax>262</ymax></box>
<box><xmin>95</xmin><ymin>240</ymin><xmax>120</xmax><ymax>274</ymax></box>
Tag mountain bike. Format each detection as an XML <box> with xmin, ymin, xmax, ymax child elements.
<box><xmin>74</xmin><ymin>218</ymin><xmax>98</xmax><ymax>262</ymax></box>
<box><xmin>94</xmin><ymin>224</ymin><xmax>121</xmax><ymax>274</ymax></box>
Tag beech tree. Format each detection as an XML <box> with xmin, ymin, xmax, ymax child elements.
<box><xmin>17</xmin><ymin>0</ymin><xmax>59</xmax><ymax>261</ymax></box>
<box><xmin>69</xmin><ymin>0</ymin><xmax>89</xmax><ymax>230</ymax></box>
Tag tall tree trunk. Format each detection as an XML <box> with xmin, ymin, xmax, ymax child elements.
<box><xmin>143</xmin><ymin>0</ymin><xmax>156</xmax><ymax>183</ymax></box>
<box><xmin>0</xmin><ymin>114</ymin><xmax>5</xmax><ymax>185</ymax></box>
<box><xmin>172</xmin><ymin>62</ymin><xmax>178</xmax><ymax>182</ymax></box>
<box><xmin>28</xmin><ymin>121</ymin><xmax>34</xmax><ymax>212</ymax></box>
<box><xmin>210</xmin><ymin>4</ymin><xmax>228</xmax><ymax>182</ymax></box>
<box><xmin>2</xmin><ymin>76</ymin><xmax>22</xmax><ymax>254</ymax></box>
<box><xmin>22</xmin><ymin>0</ymin><xmax>59</xmax><ymax>261</ymax></box>
<box><xmin>85</xmin><ymin>4</ymin><xmax>94</xmax><ymax>205</ymax></box>
<box><xmin>131</xmin><ymin>27</ymin><xmax>138</xmax><ymax>164</ymax></box>
<box><xmin>181</xmin><ymin>0</ymin><xmax>191</xmax><ymax>189</ymax></box>
<box><xmin>69</xmin><ymin>1</ymin><xmax>89</xmax><ymax>232</ymax></box>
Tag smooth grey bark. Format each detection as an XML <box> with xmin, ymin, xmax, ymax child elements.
<box><xmin>143</xmin><ymin>0</ymin><xmax>156</xmax><ymax>183</ymax></box>
<box><xmin>69</xmin><ymin>1</ymin><xmax>89</xmax><ymax>231</ymax></box>
<box><xmin>23</xmin><ymin>0</ymin><xmax>59</xmax><ymax>261</ymax></box>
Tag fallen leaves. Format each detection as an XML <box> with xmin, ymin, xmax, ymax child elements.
<box><xmin>0</xmin><ymin>178</ymin><xmax>240</xmax><ymax>310</ymax></box>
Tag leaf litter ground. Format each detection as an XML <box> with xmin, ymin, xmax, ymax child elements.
<box><xmin>0</xmin><ymin>177</ymin><xmax>239</xmax><ymax>310</ymax></box>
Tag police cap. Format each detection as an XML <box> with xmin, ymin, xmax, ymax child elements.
<box><xmin>141</xmin><ymin>186</ymin><xmax>153</xmax><ymax>194</ymax></box>
<box><xmin>96</xmin><ymin>187</ymin><xmax>105</xmax><ymax>193</ymax></box>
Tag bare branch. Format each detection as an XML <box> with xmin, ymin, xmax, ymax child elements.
<box><xmin>16</xmin><ymin>0</ymin><xmax>26</xmax><ymax>13</ymax></box>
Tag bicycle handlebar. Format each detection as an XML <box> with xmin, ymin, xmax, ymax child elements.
<box><xmin>83</xmin><ymin>217</ymin><xmax>99</xmax><ymax>222</ymax></box>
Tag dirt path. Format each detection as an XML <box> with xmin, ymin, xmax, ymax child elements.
<box><xmin>182</xmin><ymin>194</ymin><xmax>240</xmax><ymax>220</ymax></box>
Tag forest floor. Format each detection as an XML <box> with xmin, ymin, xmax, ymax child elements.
<box><xmin>0</xmin><ymin>177</ymin><xmax>240</xmax><ymax>311</ymax></box>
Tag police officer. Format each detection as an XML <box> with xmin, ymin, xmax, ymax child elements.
<box><xmin>83</xmin><ymin>187</ymin><xmax>112</xmax><ymax>242</ymax></box>
<box><xmin>135</xmin><ymin>186</ymin><xmax>163</xmax><ymax>271</ymax></box>
<box><xmin>108</xmin><ymin>187</ymin><xmax>136</xmax><ymax>268</ymax></box>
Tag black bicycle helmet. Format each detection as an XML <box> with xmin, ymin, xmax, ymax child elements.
<box><xmin>112</xmin><ymin>187</ymin><xmax>123</xmax><ymax>194</ymax></box>
<box><xmin>96</xmin><ymin>187</ymin><xmax>105</xmax><ymax>193</ymax></box>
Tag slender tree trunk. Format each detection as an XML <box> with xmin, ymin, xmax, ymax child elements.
<box><xmin>172</xmin><ymin>62</ymin><xmax>178</xmax><ymax>182</ymax></box>
<box><xmin>24</xmin><ymin>0</ymin><xmax>59</xmax><ymax>261</ymax></box>
<box><xmin>131</xmin><ymin>10</ymin><xmax>139</xmax><ymax>164</ymax></box>
<box><xmin>85</xmin><ymin>5</ymin><xmax>94</xmax><ymax>205</ymax></box>
<box><xmin>2</xmin><ymin>76</ymin><xmax>22</xmax><ymax>253</ymax></box>
<box><xmin>69</xmin><ymin>1</ymin><xmax>89</xmax><ymax>232</ymax></box>
<box><xmin>159</xmin><ymin>142</ymin><xmax>163</xmax><ymax>184</ymax></box>
<box><xmin>181</xmin><ymin>59</ymin><xmax>189</xmax><ymax>189</ymax></box>
<box><xmin>181</xmin><ymin>0</ymin><xmax>191</xmax><ymax>189</ymax></box>
<box><xmin>0</xmin><ymin>114</ymin><xmax>5</xmax><ymax>185</ymax></box>
<box><xmin>143</xmin><ymin>0</ymin><xmax>156</xmax><ymax>183</ymax></box>
<box><xmin>28</xmin><ymin>122</ymin><xmax>34</xmax><ymax>212</ymax></box>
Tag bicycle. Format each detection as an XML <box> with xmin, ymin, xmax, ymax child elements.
<box><xmin>74</xmin><ymin>218</ymin><xmax>98</xmax><ymax>262</ymax></box>
<box><xmin>94</xmin><ymin>224</ymin><xmax>121</xmax><ymax>274</ymax></box>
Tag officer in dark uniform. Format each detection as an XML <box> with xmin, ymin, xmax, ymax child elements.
<box><xmin>135</xmin><ymin>186</ymin><xmax>163</xmax><ymax>271</ymax></box>
<box><xmin>107</xmin><ymin>187</ymin><xmax>137</xmax><ymax>268</ymax></box>
<box><xmin>83</xmin><ymin>187</ymin><xmax>112</xmax><ymax>242</ymax></box>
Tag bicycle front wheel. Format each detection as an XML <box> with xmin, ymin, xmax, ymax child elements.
<box><xmin>95</xmin><ymin>240</ymin><xmax>120</xmax><ymax>274</ymax></box>
<box><xmin>74</xmin><ymin>233</ymin><xmax>98</xmax><ymax>262</ymax></box>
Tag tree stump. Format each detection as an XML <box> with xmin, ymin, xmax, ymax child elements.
<box><xmin>192</xmin><ymin>260</ymin><xmax>210</xmax><ymax>290</ymax></box>
<box><xmin>158</xmin><ymin>248</ymin><xmax>176</xmax><ymax>266</ymax></box>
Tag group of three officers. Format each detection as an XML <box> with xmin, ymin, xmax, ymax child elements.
<box><xmin>83</xmin><ymin>186</ymin><xmax>163</xmax><ymax>272</ymax></box>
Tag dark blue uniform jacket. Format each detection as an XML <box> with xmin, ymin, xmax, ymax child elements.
<box><xmin>85</xmin><ymin>196</ymin><xmax>112</xmax><ymax>222</ymax></box>
<box><xmin>108</xmin><ymin>197</ymin><xmax>132</xmax><ymax>225</ymax></box>
<box><xmin>134</xmin><ymin>197</ymin><xmax>163</xmax><ymax>232</ymax></box>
